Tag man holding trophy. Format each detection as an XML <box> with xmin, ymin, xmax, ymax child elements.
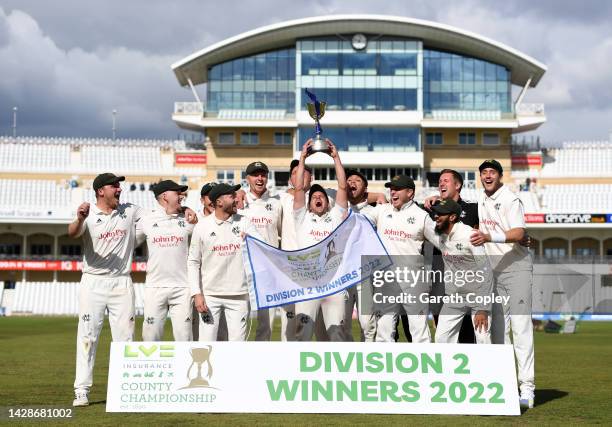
<box><xmin>291</xmin><ymin>89</ymin><xmax>349</xmax><ymax>341</ymax></box>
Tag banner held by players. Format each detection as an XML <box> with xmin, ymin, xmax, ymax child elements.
<box><xmin>243</xmin><ymin>212</ymin><xmax>391</xmax><ymax>309</ymax></box>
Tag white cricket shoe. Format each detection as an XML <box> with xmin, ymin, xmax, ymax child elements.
<box><xmin>72</xmin><ymin>390</ymin><xmax>89</xmax><ymax>407</ymax></box>
<box><xmin>519</xmin><ymin>392</ymin><xmax>534</xmax><ymax>409</ymax></box>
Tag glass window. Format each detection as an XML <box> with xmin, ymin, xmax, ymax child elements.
<box><xmin>274</xmin><ymin>132</ymin><xmax>292</xmax><ymax>145</ymax></box>
<box><xmin>426</xmin><ymin>132</ymin><xmax>443</xmax><ymax>145</ymax></box>
<box><xmin>482</xmin><ymin>133</ymin><xmax>500</xmax><ymax>145</ymax></box>
<box><xmin>218</xmin><ymin>132</ymin><xmax>235</xmax><ymax>145</ymax></box>
<box><xmin>459</xmin><ymin>132</ymin><xmax>476</xmax><ymax>145</ymax></box>
<box><xmin>240</xmin><ymin>132</ymin><xmax>259</xmax><ymax>145</ymax></box>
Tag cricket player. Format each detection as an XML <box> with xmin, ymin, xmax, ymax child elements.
<box><xmin>188</xmin><ymin>183</ymin><xmax>257</xmax><ymax>341</ymax></box>
<box><xmin>278</xmin><ymin>158</ymin><xmax>329</xmax><ymax>342</ymax></box>
<box><xmin>68</xmin><ymin>173</ymin><xmax>143</xmax><ymax>407</ymax></box>
<box><xmin>293</xmin><ymin>139</ymin><xmax>348</xmax><ymax>341</ymax></box>
<box><xmin>427</xmin><ymin>199</ymin><xmax>493</xmax><ymax>344</ymax></box>
<box><xmin>195</xmin><ymin>182</ymin><xmax>228</xmax><ymax>342</ymax></box>
<box><xmin>470</xmin><ymin>159</ymin><xmax>535</xmax><ymax>408</ymax></box>
<box><xmin>136</xmin><ymin>180</ymin><xmax>195</xmax><ymax>342</ymax></box>
<box><xmin>238</xmin><ymin>161</ymin><xmax>287</xmax><ymax>341</ymax></box>
<box><xmin>198</xmin><ymin>182</ymin><xmax>217</xmax><ymax>219</ymax></box>
<box><xmin>362</xmin><ymin>174</ymin><xmax>435</xmax><ymax>343</ymax></box>
<box><xmin>344</xmin><ymin>169</ymin><xmax>377</xmax><ymax>342</ymax></box>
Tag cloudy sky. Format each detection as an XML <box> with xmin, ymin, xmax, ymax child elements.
<box><xmin>0</xmin><ymin>0</ymin><xmax>610</xmax><ymax>142</ymax></box>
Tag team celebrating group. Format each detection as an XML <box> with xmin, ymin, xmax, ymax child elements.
<box><xmin>69</xmin><ymin>138</ymin><xmax>534</xmax><ymax>409</ymax></box>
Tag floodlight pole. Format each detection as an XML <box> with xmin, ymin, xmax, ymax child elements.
<box><xmin>112</xmin><ymin>109</ymin><xmax>117</xmax><ymax>140</ymax></box>
<box><xmin>12</xmin><ymin>106</ymin><xmax>18</xmax><ymax>137</ymax></box>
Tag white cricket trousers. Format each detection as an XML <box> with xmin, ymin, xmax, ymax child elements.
<box><xmin>435</xmin><ymin>306</ymin><xmax>491</xmax><ymax>344</ymax></box>
<box><xmin>295</xmin><ymin>291</ymin><xmax>346</xmax><ymax>341</ymax></box>
<box><xmin>491</xmin><ymin>269</ymin><xmax>535</xmax><ymax>396</ymax></box>
<box><xmin>376</xmin><ymin>314</ymin><xmax>431</xmax><ymax>343</ymax></box>
<box><xmin>142</xmin><ymin>287</ymin><xmax>193</xmax><ymax>341</ymax></box>
<box><xmin>74</xmin><ymin>274</ymin><xmax>134</xmax><ymax>393</ymax></box>
<box><xmin>198</xmin><ymin>294</ymin><xmax>250</xmax><ymax>341</ymax></box>
<box><xmin>256</xmin><ymin>305</ymin><xmax>296</xmax><ymax>341</ymax></box>
<box><xmin>343</xmin><ymin>285</ymin><xmax>377</xmax><ymax>342</ymax></box>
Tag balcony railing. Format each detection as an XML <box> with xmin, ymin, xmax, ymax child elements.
<box><xmin>516</xmin><ymin>103</ymin><xmax>545</xmax><ymax>116</ymax></box>
<box><xmin>174</xmin><ymin>102</ymin><xmax>204</xmax><ymax>115</ymax></box>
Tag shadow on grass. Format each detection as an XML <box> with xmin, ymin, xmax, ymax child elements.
<box><xmin>537</xmin><ymin>389</ymin><xmax>568</xmax><ymax>406</ymax></box>
<box><xmin>89</xmin><ymin>400</ymin><xmax>106</xmax><ymax>406</ymax></box>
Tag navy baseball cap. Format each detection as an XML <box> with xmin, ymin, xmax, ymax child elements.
<box><xmin>93</xmin><ymin>173</ymin><xmax>125</xmax><ymax>191</ymax></box>
<box><xmin>479</xmin><ymin>159</ymin><xmax>503</xmax><ymax>175</ymax></box>
<box><xmin>384</xmin><ymin>175</ymin><xmax>415</xmax><ymax>190</ymax></box>
<box><xmin>208</xmin><ymin>183</ymin><xmax>241</xmax><ymax>203</ymax></box>
<box><xmin>200</xmin><ymin>182</ymin><xmax>217</xmax><ymax>197</ymax></box>
<box><xmin>290</xmin><ymin>159</ymin><xmax>312</xmax><ymax>174</ymax></box>
<box><xmin>152</xmin><ymin>180</ymin><xmax>188</xmax><ymax>198</ymax></box>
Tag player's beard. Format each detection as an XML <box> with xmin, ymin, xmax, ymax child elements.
<box><xmin>435</xmin><ymin>217</ymin><xmax>451</xmax><ymax>234</ymax></box>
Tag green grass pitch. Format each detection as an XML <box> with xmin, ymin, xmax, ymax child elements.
<box><xmin>1</xmin><ymin>317</ymin><xmax>611</xmax><ymax>426</ymax></box>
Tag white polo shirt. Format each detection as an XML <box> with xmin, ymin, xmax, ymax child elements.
<box><xmin>76</xmin><ymin>202</ymin><xmax>143</xmax><ymax>277</ymax></box>
<box><xmin>279</xmin><ymin>188</ymin><xmax>337</xmax><ymax>250</ymax></box>
<box><xmin>363</xmin><ymin>201</ymin><xmax>434</xmax><ymax>256</ymax></box>
<box><xmin>294</xmin><ymin>205</ymin><xmax>346</xmax><ymax>248</ymax></box>
<box><xmin>427</xmin><ymin>222</ymin><xmax>494</xmax><ymax>311</ymax></box>
<box><xmin>187</xmin><ymin>213</ymin><xmax>256</xmax><ymax>297</ymax></box>
<box><xmin>238</xmin><ymin>190</ymin><xmax>282</xmax><ymax>247</ymax></box>
<box><xmin>136</xmin><ymin>207</ymin><xmax>194</xmax><ymax>287</ymax></box>
<box><xmin>478</xmin><ymin>185</ymin><xmax>532</xmax><ymax>272</ymax></box>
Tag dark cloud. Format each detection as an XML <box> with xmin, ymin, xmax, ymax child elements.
<box><xmin>0</xmin><ymin>1</ymin><xmax>610</xmax><ymax>141</ymax></box>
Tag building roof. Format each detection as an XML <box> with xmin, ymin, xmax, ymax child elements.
<box><xmin>172</xmin><ymin>15</ymin><xmax>547</xmax><ymax>88</ymax></box>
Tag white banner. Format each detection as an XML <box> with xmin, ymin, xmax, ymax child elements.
<box><xmin>106</xmin><ymin>342</ymin><xmax>520</xmax><ymax>415</ymax></box>
<box><xmin>243</xmin><ymin>212</ymin><xmax>391</xmax><ymax>310</ymax></box>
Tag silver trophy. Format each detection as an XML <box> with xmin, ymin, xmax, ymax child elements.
<box><xmin>305</xmin><ymin>89</ymin><xmax>329</xmax><ymax>153</ymax></box>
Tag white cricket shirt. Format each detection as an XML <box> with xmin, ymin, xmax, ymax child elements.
<box><xmin>187</xmin><ymin>213</ymin><xmax>256</xmax><ymax>297</ymax></box>
<box><xmin>136</xmin><ymin>207</ymin><xmax>194</xmax><ymax>288</ymax></box>
<box><xmin>478</xmin><ymin>185</ymin><xmax>532</xmax><ymax>272</ymax></box>
<box><xmin>76</xmin><ymin>202</ymin><xmax>144</xmax><ymax>277</ymax></box>
<box><xmin>238</xmin><ymin>190</ymin><xmax>282</xmax><ymax>247</ymax></box>
<box><xmin>363</xmin><ymin>201</ymin><xmax>434</xmax><ymax>256</ymax></box>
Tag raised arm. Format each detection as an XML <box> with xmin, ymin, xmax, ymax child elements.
<box><xmin>68</xmin><ymin>202</ymin><xmax>90</xmax><ymax>239</ymax></box>
<box><xmin>328</xmin><ymin>140</ymin><xmax>347</xmax><ymax>209</ymax></box>
<box><xmin>293</xmin><ymin>139</ymin><xmax>313</xmax><ymax>211</ymax></box>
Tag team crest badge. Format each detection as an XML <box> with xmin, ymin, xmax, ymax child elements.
<box><xmin>265</xmin><ymin>203</ymin><xmax>272</xmax><ymax>211</ymax></box>
<box><xmin>232</xmin><ymin>226</ymin><xmax>240</xmax><ymax>235</ymax></box>
<box><xmin>406</xmin><ymin>216</ymin><xmax>415</xmax><ymax>224</ymax></box>
<box><xmin>178</xmin><ymin>220</ymin><xmax>185</xmax><ymax>227</ymax></box>
<box><xmin>455</xmin><ymin>243</ymin><xmax>463</xmax><ymax>251</ymax></box>
<box><xmin>494</xmin><ymin>203</ymin><xmax>501</xmax><ymax>210</ymax></box>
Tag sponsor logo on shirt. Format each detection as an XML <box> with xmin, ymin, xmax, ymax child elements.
<box><xmin>151</xmin><ymin>235</ymin><xmax>185</xmax><ymax>247</ymax></box>
<box><xmin>308</xmin><ymin>229</ymin><xmax>331</xmax><ymax>240</ymax></box>
<box><xmin>98</xmin><ymin>229</ymin><xmax>127</xmax><ymax>241</ymax></box>
<box><xmin>211</xmin><ymin>242</ymin><xmax>241</xmax><ymax>257</ymax></box>
<box><xmin>250</xmin><ymin>217</ymin><xmax>273</xmax><ymax>226</ymax></box>
<box><xmin>480</xmin><ymin>218</ymin><xmax>499</xmax><ymax>228</ymax></box>
<box><xmin>383</xmin><ymin>228</ymin><xmax>413</xmax><ymax>240</ymax></box>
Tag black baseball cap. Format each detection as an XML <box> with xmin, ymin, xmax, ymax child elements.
<box><xmin>290</xmin><ymin>159</ymin><xmax>312</xmax><ymax>174</ymax></box>
<box><xmin>93</xmin><ymin>173</ymin><xmax>125</xmax><ymax>191</ymax></box>
<box><xmin>200</xmin><ymin>182</ymin><xmax>217</xmax><ymax>197</ymax></box>
<box><xmin>345</xmin><ymin>169</ymin><xmax>368</xmax><ymax>187</ymax></box>
<box><xmin>152</xmin><ymin>180</ymin><xmax>188</xmax><ymax>198</ymax></box>
<box><xmin>246</xmin><ymin>161</ymin><xmax>269</xmax><ymax>175</ymax></box>
<box><xmin>308</xmin><ymin>184</ymin><xmax>329</xmax><ymax>205</ymax></box>
<box><xmin>384</xmin><ymin>175</ymin><xmax>415</xmax><ymax>190</ymax></box>
<box><xmin>208</xmin><ymin>183</ymin><xmax>241</xmax><ymax>203</ymax></box>
<box><xmin>479</xmin><ymin>159</ymin><xmax>503</xmax><ymax>175</ymax></box>
<box><xmin>431</xmin><ymin>198</ymin><xmax>462</xmax><ymax>217</ymax></box>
